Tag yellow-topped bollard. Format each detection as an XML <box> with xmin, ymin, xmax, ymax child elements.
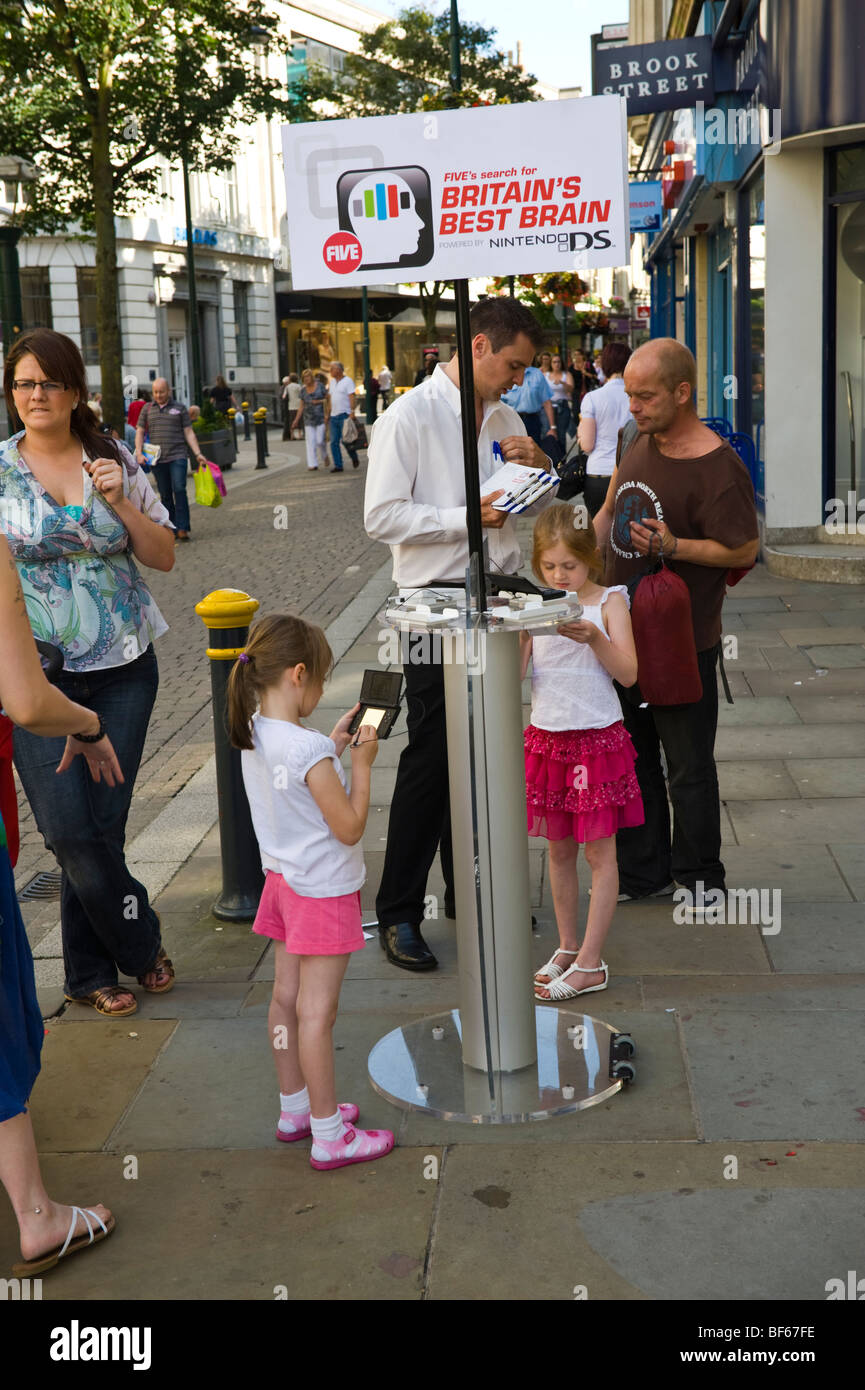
<box><xmin>254</xmin><ymin>405</ymin><xmax>269</xmax><ymax>468</ymax></box>
<box><xmin>196</xmin><ymin>588</ymin><xmax>263</xmax><ymax>921</ymax></box>
<box><xmin>226</xmin><ymin>405</ymin><xmax>238</xmax><ymax>451</ymax></box>
<box><xmin>240</xmin><ymin>400</ymin><xmax>251</xmax><ymax>441</ymax></box>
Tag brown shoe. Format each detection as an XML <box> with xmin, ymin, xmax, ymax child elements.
<box><xmin>64</xmin><ymin>985</ymin><xmax>138</xmax><ymax>1017</ymax></box>
<box><xmin>137</xmin><ymin>950</ymin><xmax>175</xmax><ymax>994</ymax></box>
<box><xmin>176</xmin><ymin>530</ymin><xmax>190</xmax><ymax>541</ymax></box>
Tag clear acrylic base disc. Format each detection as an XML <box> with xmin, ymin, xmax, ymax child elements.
<box><xmin>367</xmin><ymin>1007</ymin><xmax>628</xmax><ymax>1124</ymax></box>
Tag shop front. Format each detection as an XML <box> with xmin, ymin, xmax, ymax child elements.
<box><xmin>275</xmin><ymin>288</ymin><xmax>457</xmax><ymax>403</ymax></box>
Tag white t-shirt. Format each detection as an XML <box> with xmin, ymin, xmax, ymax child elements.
<box><xmin>328</xmin><ymin>375</ymin><xmax>356</xmax><ymax>417</ymax></box>
<box><xmin>530</xmin><ymin>586</ymin><xmax>629</xmax><ymax>732</ymax></box>
<box><xmin>241</xmin><ymin>715</ymin><xmax>365</xmax><ymax>898</ymax></box>
<box><xmin>580</xmin><ymin>377</ymin><xmax>633</xmax><ymax>477</ymax></box>
<box><xmin>378</xmin><ymin>368</ymin><xmax>392</xmax><ymax>390</ymax></box>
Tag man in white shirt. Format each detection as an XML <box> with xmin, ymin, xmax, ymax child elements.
<box><xmin>377</xmin><ymin>364</ymin><xmax>393</xmax><ymax>410</ymax></box>
<box><xmin>326</xmin><ymin>361</ymin><xmax>360</xmax><ymax>471</ymax></box>
<box><xmin>364</xmin><ymin>296</ymin><xmax>555</xmax><ymax>970</ymax></box>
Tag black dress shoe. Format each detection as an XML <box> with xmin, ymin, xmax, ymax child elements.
<box><xmin>379</xmin><ymin>923</ymin><xmax>437</xmax><ymax>971</ymax></box>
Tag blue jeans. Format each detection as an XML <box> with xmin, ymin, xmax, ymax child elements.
<box><xmin>12</xmin><ymin>647</ymin><xmax>163</xmax><ymax>997</ymax></box>
<box><xmin>329</xmin><ymin>414</ymin><xmax>359</xmax><ymax>470</ymax></box>
<box><xmin>153</xmin><ymin>454</ymin><xmax>190</xmax><ymax>531</ymax></box>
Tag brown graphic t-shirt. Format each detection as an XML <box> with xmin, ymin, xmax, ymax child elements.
<box><xmin>604</xmin><ymin>432</ymin><xmax>759</xmax><ymax>651</ymax></box>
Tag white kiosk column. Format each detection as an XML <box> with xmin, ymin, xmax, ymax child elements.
<box><xmin>443</xmin><ymin>626</ymin><xmax>535</xmax><ymax>1073</ymax></box>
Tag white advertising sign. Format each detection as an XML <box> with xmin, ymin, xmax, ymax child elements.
<box><xmin>281</xmin><ymin>97</ymin><xmax>629</xmax><ymax>290</ymax></box>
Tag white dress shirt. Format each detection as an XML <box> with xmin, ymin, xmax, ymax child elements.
<box><xmin>364</xmin><ymin>364</ymin><xmax>554</xmax><ymax>588</ymax></box>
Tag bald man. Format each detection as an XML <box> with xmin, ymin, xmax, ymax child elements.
<box><xmin>594</xmin><ymin>339</ymin><xmax>759</xmax><ymax>921</ymax></box>
<box><xmin>135</xmin><ymin>379</ymin><xmax>205</xmax><ymax>540</ymax></box>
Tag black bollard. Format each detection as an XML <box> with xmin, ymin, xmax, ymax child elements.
<box><xmin>242</xmin><ymin>400</ymin><xmax>251</xmax><ymax>442</ymax></box>
<box><xmin>194</xmin><ymin>588</ymin><xmax>264</xmax><ymax>921</ymax></box>
<box><xmin>254</xmin><ymin>408</ymin><xmax>268</xmax><ymax>468</ymax></box>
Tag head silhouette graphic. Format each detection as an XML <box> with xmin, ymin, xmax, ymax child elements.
<box><xmin>346</xmin><ymin>171</ymin><xmax>425</xmax><ymax>267</ymax></box>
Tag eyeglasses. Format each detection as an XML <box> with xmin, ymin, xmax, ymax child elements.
<box><xmin>11</xmin><ymin>378</ymin><xmax>68</xmax><ymax>394</ymax></box>
<box><xmin>12</xmin><ymin>380</ymin><xmax>68</xmax><ymax>394</ymax></box>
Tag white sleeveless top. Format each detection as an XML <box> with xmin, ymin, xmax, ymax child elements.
<box><xmin>529</xmin><ymin>585</ymin><xmax>629</xmax><ymax>732</ymax></box>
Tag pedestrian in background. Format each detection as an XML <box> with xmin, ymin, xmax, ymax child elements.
<box><xmin>294</xmin><ymin>368</ymin><xmax>327</xmax><ymax>470</ymax></box>
<box><xmin>502</xmin><ymin>357</ymin><xmax>557</xmax><ymax>445</ymax></box>
<box><xmin>545</xmin><ymin>353</ymin><xmax>574</xmax><ymax>451</ymax></box>
<box><xmin>326</xmin><ymin>362</ymin><xmax>360</xmax><ymax>472</ymax></box>
<box><xmin>283</xmin><ymin>373</ymin><xmax>303</xmax><ymax>441</ymax></box>
<box><xmin>228</xmin><ymin>614</ymin><xmax>395</xmax><ymax>1171</ymax></box>
<box><xmin>578</xmin><ymin>342</ymin><xmax>633</xmax><ymax>517</ymax></box>
<box><xmin>377</xmin><ymin>364</ymin><xmax>392</xmax><ymax>410</ymax></box>
<box><xmin>135</xmin><ymin>377</ymin><xmax>206</xmax><ymax>541</ymax></box>
<box><xmin>0</xmin><ymin>328</ymin><xmax>176</xmax><ymax>1018</ymax></box>
<box><xmin>209</xmin><ymin>374</ymin><xmax>236</xmax><ymax>416</ymax></box>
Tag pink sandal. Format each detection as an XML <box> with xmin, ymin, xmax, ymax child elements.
<box><xmin>310</xmin><ymin>1125</ymin><xmax>395</xmax><ymax>1171</ymax></box>
<box><xmin>276</xmin><ymin>1102</ymin><xmax>359</xmax><ymax>1143</ymax></box>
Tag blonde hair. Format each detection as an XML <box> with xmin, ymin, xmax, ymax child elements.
<box><xmin>301</xmin><ymin>369</ymin><xmax>315</xmax><ymax>385</ymax></box>
<box><xmin>227</xmin><ymin>614</ymin><xmax>333</xmax><ymax>750</ymax></box>
<box><xmin>531</xmin><ymin>502</ymin><xmax>603</xmax><ymax>586</ymax></box>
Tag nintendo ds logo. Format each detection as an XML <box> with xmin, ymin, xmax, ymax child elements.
<box><xmin>330</xmin><ymin>165</ymin><xmax>434</xmax><ymax>272</ymax></box>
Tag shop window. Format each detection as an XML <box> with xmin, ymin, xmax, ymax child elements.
<box><xmin>76</xmin><ymin>268</ymin><xmax>101</xmax><ymax>364</ymax></box>
<box><xmin>233</xmin><ymin>281</ymin><xmax>250</xmax><ymax>366</ymax></box>
<box><xmin>830</xmin><ymin>144</ymin><xmax>865</xmax><ymax>197</ymax></box>
<box><xmin>21</xmin><ymin>268</ymin><xmax>52</xmax><ymax>330</ymax></box>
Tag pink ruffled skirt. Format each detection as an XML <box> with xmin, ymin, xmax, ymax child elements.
<box><xmin>524</xmin><ymin>721</ymin><xmax>645</xmax><ymax>843</ymax></box>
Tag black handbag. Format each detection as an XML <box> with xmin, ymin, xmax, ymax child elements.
<box><xmin>554</xmin><ymin>444</ymin><xmax>587</xmax><ymax>502</ymax></box>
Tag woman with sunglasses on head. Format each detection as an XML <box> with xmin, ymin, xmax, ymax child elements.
<box><xmin>0</xmin><ymin>532</ymin><xmax>122</xmax><ymax>1274</ymax></box>
<box><xmin>0</xmin><ymin>329</ymin><xmax>176</xmax><ymax>1018</ymax></box>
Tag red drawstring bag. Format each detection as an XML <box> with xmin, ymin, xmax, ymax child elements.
<box><xmin>629</xmin><ymin>540</ymin><xmax>703</xmax><ymax>706</ymax></box>
<box><xmin>0</xmin><ymin>713</ymin><xmax>19</xmax><ymax>866</ymax></box>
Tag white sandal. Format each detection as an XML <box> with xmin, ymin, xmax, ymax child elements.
<box><xmin>533</xmin><ymin>948</ymin><xmax>577</xmax><ymax>988</ymax></box>
<box><xmin>534</xmin><ymin>960</ymin><xmax>608</xmax><ymax>1002</ymax></box>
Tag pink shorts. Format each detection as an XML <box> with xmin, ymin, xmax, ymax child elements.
<box><xmin>252</xmin><ymin>871</ymin><xmax>365</xmax><ymax>956</ymax></box>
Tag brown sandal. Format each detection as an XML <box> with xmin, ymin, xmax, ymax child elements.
<box><xmin>64</xmin><ymin>985</ymin><xmax>138</xmax><ymax>1017</ymax></box>
<box><xmin>137</xmin><ymin>950</ymin><xmax>175</xmax><ymax>994</ymax></box>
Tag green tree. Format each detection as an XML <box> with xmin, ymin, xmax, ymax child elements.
<box><xmin>0</xmin><ymin>1</ymin><xmax>317</xmax><ymax>428</ymax></box>
<box><xmin>308</xmin><ymin>5</ymin><xmax>540</xmax><ymax>341</ymax></box>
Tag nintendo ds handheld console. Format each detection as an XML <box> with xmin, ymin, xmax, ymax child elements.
<box><xmin>347</xmin><ymin>669</ymin><xmax>404</xmax><ymax>743</ymax></box>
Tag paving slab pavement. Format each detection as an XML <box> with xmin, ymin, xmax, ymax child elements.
<box><xmin>5</xmin><ymin>557</ymin><xmax>865</xmax><ymax>1303</ymax></box>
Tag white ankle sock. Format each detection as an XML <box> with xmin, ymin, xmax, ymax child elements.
<box><xmin>280</xmin><ymin>1087</ymin><xmax>310</xmax><ymax>1115</ymax></box>
<box><xmin>310</xmin><ymin>1109</ymin><xmax>346</xmax><ymax>1143</ymax></box>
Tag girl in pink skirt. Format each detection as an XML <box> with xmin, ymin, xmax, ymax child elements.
<box><xmin>521</xmin><ymin>503</ymin><xmax>644</xmax><ymax>1001</ymax></box>
<box><xmin>228</xmin><ymin>614</ymin><xmax>394</xmax><ymax>1170</ymax></box>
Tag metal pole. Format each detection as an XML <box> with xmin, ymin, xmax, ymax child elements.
<box><xmin>180</xmin><ymin>143</ymin><xmax>203</xmax><ymax>410</ymax></box>
<box><xmin>194</xmin><ymin>589</ymin><xmax>264</xmax><ymax>921</ymax></box>
<box><xmin>449</xmin><ymin>0</ymin><xmax>461</xmax><ymax>93</ymax></box>
<box><xmin>560</xmin><ymin>302</ymin><xmax>568</xmax><ymax>363</ymax></box>
<box><xmin>361</xmin><ymin>286</ymin><xmax>374</xmax><ymax>425</ymax></box>
<box><xmin>254</xmin><ymin>408</ymin><xmax>268</xmax><ymax>468</ymax></box>
<box><xmin>454</xmin><ymin>279</ymin><xmax>486</xmax><ymax>616</ymax></box>
<box><xmin>0</xmin><ymin>226</ymin><xmax>23</xmax><ymax>356</ymax></box>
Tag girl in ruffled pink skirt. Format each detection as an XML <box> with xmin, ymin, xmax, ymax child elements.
<box><xmin>521</xmin><ymin>503</ymin><xmax>644</xmax><ymax>1001</ymax></box>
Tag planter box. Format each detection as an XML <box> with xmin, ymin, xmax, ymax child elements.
<box><xmin>195</xmin><ymin>429</ymin><xmax>236</xmax><ymax>470</ymax></box>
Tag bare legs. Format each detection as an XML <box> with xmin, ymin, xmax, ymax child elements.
<box><xmin>0</xmin><ymin>1108</ymin><xmax>111</xmax><ymax>1262</ymax></box>
<box><xmin>269</xmin><ymin>948</ymin><xmax>350</xmax><ymax>1116</ymax></box>
<box><xmin>536</xmin><ymin>834</ymin><xmax>618</xmax><ymax>997</ymax></box>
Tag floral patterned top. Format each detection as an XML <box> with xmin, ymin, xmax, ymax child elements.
<box><xmin>0</xmin><ymin>432</ymin><xmax>171</xmax><ymax>672</ymax></box>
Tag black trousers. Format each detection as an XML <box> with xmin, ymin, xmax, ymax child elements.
<box><xmin>583</xmin><ymin>473</ymin><xmax>611</xmax><ymax>518</ymax></box>
<box><xmin>376</xmin><ymin>646</ymin><xmax>454</xmax><ymax>927</ymax></box>
<box><xmin>614</xmin><ymin>643</ymin><xmax>724</xmax><ymax>895</ymax></box>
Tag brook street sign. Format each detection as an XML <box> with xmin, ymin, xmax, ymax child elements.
<box><xmin>594</xmin><ymin>36</ymin><xmax>714</xmax><ymax>117</ymax></box>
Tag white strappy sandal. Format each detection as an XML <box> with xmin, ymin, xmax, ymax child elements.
<box><xmin>534</xmin><ymin>960</ymin><xmax>608</xmax><ymax>1002</ymax></box>
<box><xmin>533</xmin><ymin>948</ymin><xmax>577</xmax><ymax>989</ymax></box>
<box><xmin>12</xmin><ymin>1205</ymin><xmax>115</xmax><ymax>1277</ymax></box>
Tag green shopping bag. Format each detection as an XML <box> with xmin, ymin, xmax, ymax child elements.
<box><xmin>194</xmin><ymin>461</ymin><xmax>222</xmax><ymax>508</ymax></box>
